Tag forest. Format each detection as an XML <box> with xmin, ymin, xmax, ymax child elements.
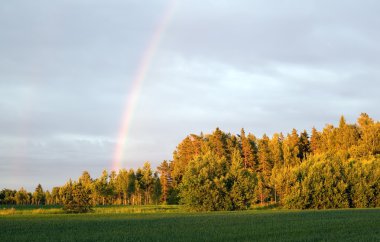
<box><xmin>1</xmin><ymin>113</ymin><xmax>379</xmax><ymax>211</ymax></box>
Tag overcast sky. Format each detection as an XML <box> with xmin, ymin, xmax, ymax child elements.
<box><xmin>1</xmin><ymin>0</ymin><xmax>380</xmax><ymax>191</ymax></box>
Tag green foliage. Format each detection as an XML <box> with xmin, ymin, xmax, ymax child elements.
<box><xmin>166</xmin><ymin>188</ymin><xmax>180</xmax><ymax>205</ymax></box>
<box><xmin>171</xmin><ymin>135</ymin><xmax>202</xmax><ymax>189</ymax></box>
<box><xmin>152</xmin><ymin>172</ymin><xmax>162</xmax><ymax>205</ymax></box>
<box><xmin>179</xmin><ymin>151</ymin><xmax>256</xmax><ymax>211</ymax></box>
<box><xmin>283</xmin><ymin>155</ymin><xmax>349</xmax><ymax>209</ymax></box>
<box><xmin>15</xmin><ymin>188</ymin><xmax>29</xmax><ymax>205</ymax></box>
<box><xmin>229</xmin><ymin>149</ymin><xmax>257</xmax><ymax>209</ymax></box>
<box><xmin>240</xmin><ymin>128</ymin><xmax>256</xmax><ymax>169</ymax></box>
<box><xmin>1</xmin><ymin>114</ymin><xmax>379</xmax><ymax>211</ymax></box>
<box><xmin>179</xmin><ymin>152</ymin><xmax>231</xmax><ymax>211</ymax></box>
<box><xmin>282</xmin><ymin>154</ymin><xmax>380</xmax><ymax>209</ymax></box>
<box><xmin>348</xmin><ymin>158</ymin><xmax>380</xmax><ymax>207</ymax></box>
<box><xmin>61</xmin><ymin>181</ymin><xmax>93</xmax><ymax>213</ymax></box>
<box><xmin>0</xmin><ymin>189</ymin><xmax>16</xmax><ymax>204</ymax></box>
<box><xmin>157</xmin><ymin>160</ymin><xmax>171</xmax><ymax>203</ymax></box>
<box><xmin>32</xmin><ymin>184</ymin><xmax>45</xmax><ymax>205</ymax></box>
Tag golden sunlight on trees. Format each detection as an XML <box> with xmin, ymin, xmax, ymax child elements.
<box><xmin>1</xmin><ymin>114</ymin><xmax>379</xmax><ymax>211</ymax></box>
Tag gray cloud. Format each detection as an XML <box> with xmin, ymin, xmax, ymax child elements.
<box><xmin>165</xmin><ymin>0</ymin><xmax>380</xmax><ymax>69</ymax></box>
<box><xmin>1</xmin><ymin>0</ymin><xmax>379</xmax><ymax>191</ymax></box>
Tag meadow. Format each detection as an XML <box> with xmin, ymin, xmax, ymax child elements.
<box><xmin>0</xmin><ymin>206</ymin><xmax>379</xmax><ymax>241</ymax></box>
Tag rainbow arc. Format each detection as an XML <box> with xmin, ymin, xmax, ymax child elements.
<box><xmin>112</xmin><ymin>0</ymin><xmax>177</xmax><ymax>171</ymax></box>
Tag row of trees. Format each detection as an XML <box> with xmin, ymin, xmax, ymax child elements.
<box><xmin>0</xmin><ymin>163</ymin><xmax>162</xmax><ymax>207</ymax></box>
<box><xmin>0</xmin><ymin>184</ymin><xmax>45</xmax><ymax>206</ymax></box>
<box><xmin>1</xmin><ymin>113</ymin><xmax>379</xmax><ymax>211</ymax></box>
<box><xmin>169</xmin><ymin>113</ymin><xmax>380</xmax><ymax>210</ymax></box>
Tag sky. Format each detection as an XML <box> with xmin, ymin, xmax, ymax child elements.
<box><xmin>1</xmin><ymin>0</ymin><xmax>380</xmax><ymax>191</ymax></box>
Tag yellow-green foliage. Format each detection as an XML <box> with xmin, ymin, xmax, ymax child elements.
<box><xmin>179</xmin><ymin>150</ymin><xmax>256</xmax><ymax>211</ymax></box>
<box><xmin>282</xmin><ymin>154</ymin><xmax>380</xmax><ymax>209</ymax></box>
<box><xmin>1</xmin><ymin>114</ymin><xmax>379</xmax><ymax>211</ymax></box>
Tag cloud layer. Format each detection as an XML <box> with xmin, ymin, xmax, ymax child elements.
<box><xmin>1</xmin><ymin>0</ymin><xmax>379</xmax><ymax>190</ymax></box>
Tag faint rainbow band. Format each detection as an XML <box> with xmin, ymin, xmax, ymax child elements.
<box><xmin>112</xmin><ymin>0</ymin><xmax>177</xmax><ymax>171</ymax></box>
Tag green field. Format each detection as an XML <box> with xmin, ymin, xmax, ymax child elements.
<box><xmin>1</xmin><ymin>206</ymin><xmax>379</xmax><ymax>241</ymax></box>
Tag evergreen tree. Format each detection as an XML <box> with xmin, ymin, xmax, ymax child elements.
<box><xmin>127</xmin><ymin>169</ymin><xmax>136</xmax><ymax>205</ymax></box>
<box><xmin>171</xmin><ymin>135</ymin><xmax>202</xmax><ymax>189</ymax></box>
<box><xmin>208</xmin><ymin>127</ymin><xmax>228</xmax><ymax>159</ymax></box>
<box><xmin>240</xmin><ymin>128</ymin><xmax>255</xmax><ymax>169</ymax></box>
<box><xmin>33</xmin><ymin>184</ymin><xmax>45</xmax><ymax>205</ymax></box>
<box><xmin>320</xmin><ymin>124</ymin><xmax>337</xmax><ymax>153</ymax></box>
<box><xmin>356</xmin><ymin>113</ymin><xmax>380</xmax><ymax>156</ymax></box>
<box><xmin>61</xmin><ymin>180</ymin><xmax>93</xmax><ymax>213</ymax></box>
<box><xmin>179</xmin><ymin>151</ymin><xmax>232</xmax><ymax>211</ymax></box>
<box><xmin>94</xmin><ymin>170</ymin><xmax>110</xmax><ymax>205</ymax></box>
<box><xmin>284</xmin><ymin>154</ymin><xmax>351</xmax><ymax>209</ymax></box>
<box><xmin>114</xmin><ymin>169</ymin><xmax>129</xmax><ymax>205</ymax></box>
<box><xmin>78</xmin><ymin>171</ymin><xmax>92</xmax><ymax>186</ymax></box>
<box><xmin>135</xmin><ymin>168</ymin><xmax>143</xmax><ymax>205</ymax></box>
<box><xmin>310</xmin><ymin>127</ymin><xmax>321</xmax><ymax>154</ymax></box>
<box><xmin>283</xmin><ymin>129</ymin><xmax>300</xmax><ymax>166</ymax></box>
<box><xmin>0</xmin><ymin>189</ymin><xmax>16</xmax><ymax>204</ymax></box>
<box><xmin>336</xmin><ymin>116</ymin><xmax>360</xmax><ymax>154</ymax></box>
<box><xmin>152</xmin><ymin>172</ymin><xmax>162</xmax><ymax>205</ymax></box>
<box><xmin>15</xmin><ymin>187</ymin><xmax>29</xmax><ymax>205</ymax></box>
<box><xmin>142</xmin><ymin>162</ymin><xmax>154</xmax><ymax>205</ymax></box>
<box><xmin>45</xmin><ymin>190</ymin><xmax>52</xmax><ymax>205</ymax></box>
<box><xmin>226</xmin><ymin>133</ymin><xmax>239</xmax><ymax>161</ymax></box>
<box><xmin>229</xmin><ymin>149</ymin><xmax>256</xmax><ymax>209</ymax></box>
<box><xmin>298</xmin><ymin>130</ymin><xmax>311</xmax><ymax>161</ymax></box>
<box><xmin>51</xmin><ymin>187</ymin><xmax>61</xmax><ymax>205</ymax></box>
<box><xmin>157</xmin><ymin>160</ymin><xmax>171</xmax><ymax>203</ymax></box>
<box><xmin>258</xmin><ymin>134</ymin><xmax>273</xmax><ymax>179</ymax></box>
<box><xmin>269</xmin><ymin>133</ymin><xmax>284</xmax><ymax>167</ymax></box>
<box><xmin>2</xmin><ymin>113</ymin><xmax>379</xmax><ymax>211</ymax></box>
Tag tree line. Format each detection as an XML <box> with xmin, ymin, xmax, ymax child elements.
<box><xmin>1</xmin><ymin>113</ymin><xmax>379</xmax><ymax>211</ymax></box>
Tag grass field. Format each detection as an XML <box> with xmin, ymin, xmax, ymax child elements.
<box><xmin>0</xmin><ymin>206</ymin><xmax>379</xmax><ymax>241</ymax></box>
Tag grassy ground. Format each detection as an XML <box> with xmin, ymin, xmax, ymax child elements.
<box><xmin>0</xmin><ymin>206</ymin><xmax>379</xmax><ymax>241</ymax></box>
<box><xmin>0</xmin><ymin>204</ymin><xmax>182</xmax><ymax>215</ymax></box>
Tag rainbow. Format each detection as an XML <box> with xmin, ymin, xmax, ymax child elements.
<box><xmin>112</xmin><ymin>0</ymin><xmax>177</xmax><ymax>171</ymax></box>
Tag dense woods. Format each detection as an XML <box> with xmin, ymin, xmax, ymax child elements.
<box><xmin>1</xmin><ymin>113</ymin><xmax>379</xmax><ymax>211</ymax></box>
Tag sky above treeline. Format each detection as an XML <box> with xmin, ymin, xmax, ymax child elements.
<box><xmin>1</xmin><ymin>0</ymin><xmax>380</xmax><ymax>191</ymax></box>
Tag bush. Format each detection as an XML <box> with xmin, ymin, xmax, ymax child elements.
<box><xmin>61</xmin><ymin>181</ymin><xmax>93</xmax><ymax>213</ymax></box>
<box><xmin>179</xmin><ymin>151</ymin><xmax>256</xmax><ymax>211</ymax></box>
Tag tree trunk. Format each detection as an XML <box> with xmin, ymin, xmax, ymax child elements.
<box><xmin>274</xmin><ymin>186</ymin><xmax>277</xmax><ymax>204</ymax></box>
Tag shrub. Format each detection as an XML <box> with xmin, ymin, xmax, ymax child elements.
<box><xmin>61</xmin><ymin>181</ymin><xmax>93</xmax><ymax>213</ymax></box>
